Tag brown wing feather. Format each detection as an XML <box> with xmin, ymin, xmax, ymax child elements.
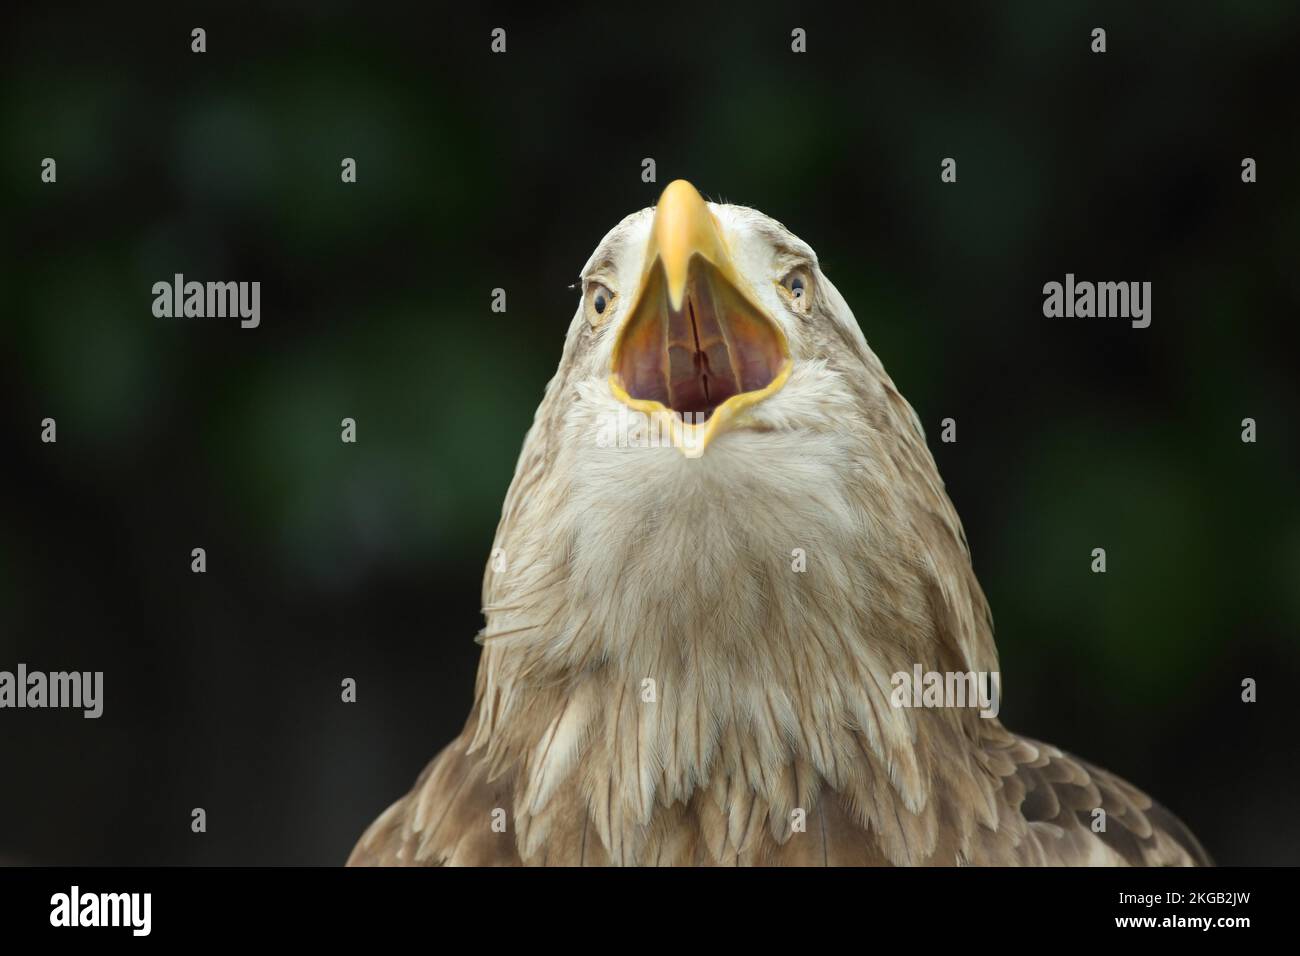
<box><xmin>979</xmin><ymin>732</ymin><xmax>1210</xmax><ymax>866</ymax></box>
<box><xmin>347</xmin><ymin>735</ymin><xmax>522</xmax><ymax>867</ymax></box>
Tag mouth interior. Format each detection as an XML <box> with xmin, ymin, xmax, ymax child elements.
<box><xmin>614</xmin><ymin>258</ymin><xmax>787</xmax><ymax>422</ymax></box>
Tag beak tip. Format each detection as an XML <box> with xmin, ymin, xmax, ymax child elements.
<box><xmin>660</xmin><ymin>178</ymin><xmax>702</xmax><ymax>200</ymax></box>
<box><xmin>651</xmin><ymin>179</ymin><xmax>721</xmax><ymax>306</ymax></box>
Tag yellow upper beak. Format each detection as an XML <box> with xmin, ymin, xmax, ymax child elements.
<box><xmin>648</xmin><ymin>180</ymin><xmax>734</xmax><ymax>311</ymax></box>
<box><xmin>609</xmin><ymin>180</ymin><xmax>792</xmax><ymax>458</ymax></box>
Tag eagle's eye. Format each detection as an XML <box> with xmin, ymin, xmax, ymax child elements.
<box><xmin>778</xmin><ymin>269</ymin><xmax>812</xmax><ymax>313</ymax></box>
<box><xmin>585</xmin><ymin>281</ymin><xmax>616</xmax><ymax>326</ymax></box>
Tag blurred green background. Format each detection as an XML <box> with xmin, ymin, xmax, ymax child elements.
<box><xmin>1</xmin><ymin>2</ymin><xmax>1297</xmax><ymax>864</ymax></box>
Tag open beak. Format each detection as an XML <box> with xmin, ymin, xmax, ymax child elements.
<box><xmin>609</xmin><ymin>180</ymin><xmax>792</xmax><ymax>458</ymax></box>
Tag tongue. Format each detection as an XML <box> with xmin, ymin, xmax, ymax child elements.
<box><xmin>666</xmin><ymin>290</ymin><xmax>740</xmax><ymax>419</ymax></box>
<box><xmin>614</xmin><ymin>258</ymin><xmax>787</xmax><ymax>421</ymax></box>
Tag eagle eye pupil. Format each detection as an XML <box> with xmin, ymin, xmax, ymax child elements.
<box><xmin>789</xmin><ymin>276</ymin><xmax>805</xmax><ymax>297</ymax></box>
<box><xmin>595</xmin><ymin>292</ymin><xmax>607</xmax><ymax>314</ymax></box>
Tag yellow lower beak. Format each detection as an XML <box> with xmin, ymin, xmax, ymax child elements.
<box><xmin>609</xmin><ymin>181</ymin><xmax>792</xmax><ymax>458</ymax></box>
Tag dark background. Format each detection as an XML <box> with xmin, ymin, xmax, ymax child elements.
<box><xmin>1</xmin><ymin>3</ymin><xmax>1297</xmax><ymax>865</ymax></box>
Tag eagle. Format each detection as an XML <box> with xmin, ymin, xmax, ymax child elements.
<box><xmin>349</xmin><ymin>180</ymin><xmax>1209</xmax><ymax>866</ymax></box>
